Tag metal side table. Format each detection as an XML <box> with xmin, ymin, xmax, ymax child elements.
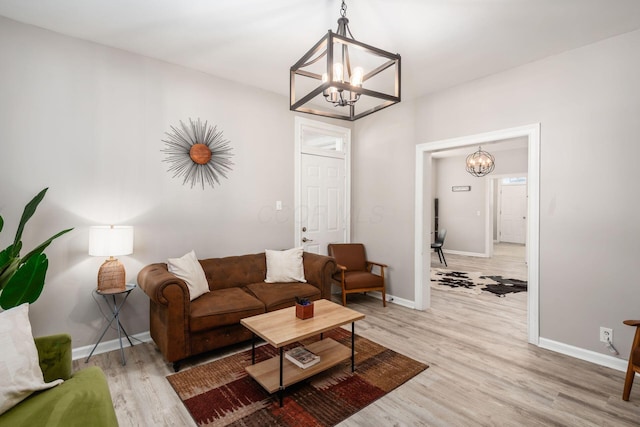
<box><xmin>85</xmin><ymin>283</ymin><xmax>136</xmax><ymax>366</ymax></box>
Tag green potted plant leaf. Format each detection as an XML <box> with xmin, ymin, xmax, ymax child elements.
<box><xmin>0</xmin><ymin>188</ymin><xmax>73</xmax><ymax>309</ymax></box>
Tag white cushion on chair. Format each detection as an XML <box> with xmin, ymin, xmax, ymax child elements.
<box><xmin>0</xmin><ymin>304</ymin><xmax>63</xmax><ymax>415</ymax></box>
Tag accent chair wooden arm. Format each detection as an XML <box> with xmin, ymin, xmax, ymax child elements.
<box><xmin>366</xmin><ymin>261</ymin><xmax>387</xmax><ymax>273</ymax></box>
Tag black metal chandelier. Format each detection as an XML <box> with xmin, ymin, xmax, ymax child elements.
<box><xmin>465</xmin><ymin>146</ymin><xmax>495</xmax><ymax>177</ymax></box>
<box><xmin>290</xmin><ymin>1</ymin><xmax>401</xmax><ymax>121</ymax></box>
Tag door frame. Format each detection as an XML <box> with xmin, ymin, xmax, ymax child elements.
<box><xmin>294</xmin><ymin>117</ymin><xmax>351</xmax><ymax>250</ymax></box>
<box><xmin>414</xmin><ymin>123</ymin><xmax>540</xmax><ymax>345</ymax></box>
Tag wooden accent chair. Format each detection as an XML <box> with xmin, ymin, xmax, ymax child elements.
<box><xmin>327</xmin><ymin>243</ymin><xmax>387</xmax><ymax>307</ymax></box>
<box><xmin>623</xmin><ymin>319</ymin><xmax>640</xmax><ymax>400</ymax></box>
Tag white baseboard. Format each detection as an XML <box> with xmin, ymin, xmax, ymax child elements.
<box><xmin>442</xmin><ymin>249</ymin><xmax>488</xmax><ymax>258</ymax></box>
<box><xmin>72</xmin><ymin>331</ymin><xmax>152</xmax><ymax>361</ymax></box>
<box><xmin>539</xmin><ymin>337</ymin><xmax>628</xmax><ymax>372</ymax></box>
<box><xmin>367</xmin><ymin>291</ymin><xmax>415</xmax><ymax>309</ymax></box>
<box><xmin>328</xmin><ymin>290</ymin><xmax>415</xmax><ymax>309</ymax></box>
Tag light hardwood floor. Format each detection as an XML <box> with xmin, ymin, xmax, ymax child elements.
<box><xmin>79</xmin><ymin>244</ymin><xmax>640</xmax><ymax>426</ymax></box>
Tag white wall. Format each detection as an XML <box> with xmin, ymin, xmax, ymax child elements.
<box><xmin>357</xmin><ymin>28</ymin><xmax>640</xmax><ymax>358</ymax></box>
<box><xmin>434</xmin><ymin>155</ymin><xmax>486</xmax><ymax>254</ymax></box>
<box><xmin>352</xmin><ymin>101</ymin><xmax>416</xmax><ymax>302</ymax></box>
<box><xmin>434</xmin><ymin>147</ymin><xmax>528</xmax><ymax>254</ymax></box>
<box><xmin>0</xmin><ymin>17</ymin><xmax>299</xmax><ymax>347</ymax></box>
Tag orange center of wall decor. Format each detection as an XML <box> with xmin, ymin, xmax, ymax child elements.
<box><xmin>189</xmin><ymin>143</ymin><xmax>212</xmax><ymax>165</ymax></box>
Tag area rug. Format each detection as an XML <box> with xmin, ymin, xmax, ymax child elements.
<box><xmin>431</xmin><ymin>268</ymin><xmax>527</xmax><ymax>297</ymax></box>
<box><xmin>167</xmin><ymin>328</ymin><xmax>428</xmax><ymax>427</ymax></box>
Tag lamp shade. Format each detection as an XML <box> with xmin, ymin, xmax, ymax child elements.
<box><xmin>89</xmin><ymin>226</ymin><xmax>134</xmax><ymax>257</ymax></box>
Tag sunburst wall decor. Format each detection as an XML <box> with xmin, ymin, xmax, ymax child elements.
<box><xmin>162</xmin><ymin>118</ymin><xmax>234</xmax><ymax>189</ymax></box>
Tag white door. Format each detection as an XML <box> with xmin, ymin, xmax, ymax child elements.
<box><xmin>500</xmin><ymin>184</ymin><xmax>527</xmax><ymax>244</ymax></box>
<box><xmin>300</xmin><ymin>154</ymin><xmax>346</xmax><ymax>254</ymax></box>
<box><xmin>295</xmin><ymin>117</ymin><xmax>350</xmax><ymax>255</ymax></box>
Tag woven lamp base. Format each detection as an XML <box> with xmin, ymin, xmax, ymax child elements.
<box><xmin>97</xmin><ymin>257</ymin><xmax>126</xmax><ymax>294</ymax></box>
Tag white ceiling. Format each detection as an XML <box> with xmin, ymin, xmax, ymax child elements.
<box><xmin>1</xmin><ymin>0</ymin><xmax>640</xmax><ymax>99</ymax></box>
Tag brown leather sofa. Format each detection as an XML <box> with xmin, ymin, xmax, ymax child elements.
<box><xmin>138</xmin><ymin>251</ymin><xmax>336</xmax><ymax>371</ymax></box>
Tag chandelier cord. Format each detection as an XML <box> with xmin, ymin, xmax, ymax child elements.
<box><xmin>298</xmin><ymin>1</ymin><xmax>354</xmax><ymax>70</ymax></box>
<box><xmin>337</xmin><ymin>1</ymin><xmax>356</xmax><ymax>40</ymax></box>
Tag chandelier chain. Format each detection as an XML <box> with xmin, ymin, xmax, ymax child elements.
<box><xmin>340</xmin><ymin>0</ymin><xmax>347</xmax><ymax>17</ymax></box>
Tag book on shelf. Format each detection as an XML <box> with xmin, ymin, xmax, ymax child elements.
<box><xmin>285</xmin><ymin>346</ymin><xmax>320</xmax><ymax>369</ymax></box>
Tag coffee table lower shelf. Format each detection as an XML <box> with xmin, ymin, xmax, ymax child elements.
<box><xmin>245</xmin><ymin>338</ymin><xmax>352</xmax><ymax>394</ymax></box>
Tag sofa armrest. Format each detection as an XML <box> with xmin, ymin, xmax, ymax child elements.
<box><xmin>35</xmin><ymin>334</ymin><xmax>72</xmax><ymax>383</ymax></box>
<box><xmin>302</xmin><ymin>252</ymin><xmax>337</xmax><ymax>300</ymax></box>
<box><xmin>137</xmin><ymin>263</ymin><xmax>190</xmax><ymax>305</ymax></box>
<box><xmin>138</xmin><ymin>263</ymin><xmax>192</xmax><ymax>363</ymax></box>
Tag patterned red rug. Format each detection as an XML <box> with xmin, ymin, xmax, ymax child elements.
<box><xmin>167</xmin><ymin>328</ymin><xmax>428</xmax><ymax>426</ymax></box>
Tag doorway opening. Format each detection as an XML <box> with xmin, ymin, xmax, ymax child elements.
<box><xmin>414</xmin><ymin>124</ymin><xmax>540</xmax><ymax>344</ymax></box>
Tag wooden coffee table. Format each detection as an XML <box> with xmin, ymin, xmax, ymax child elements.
<box><xmin>240</xmin><ymin>299</ymin><xmax>365</xmax><ymax>406</ymax></box>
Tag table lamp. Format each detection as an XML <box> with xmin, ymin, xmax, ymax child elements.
<box><xmin>89</xmin><ymin>225</ymin><xmax>134</xmax><ymax>294</ymax></box>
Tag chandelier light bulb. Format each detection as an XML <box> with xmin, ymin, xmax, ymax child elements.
<box><xmin>333</xmin><ymin>63</ymin><xmax>344</xmax><ymax>82</ymax></box>
<box><xmin>351</xmin><ymin>66</ymin><xmax>364</xmax><ymax>86</ymax></box>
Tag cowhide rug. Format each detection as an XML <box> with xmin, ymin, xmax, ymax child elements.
<box><xmin>431</xmin><ymin>268</ymin><xmax>527</xmax><ymax>297</ymax></box>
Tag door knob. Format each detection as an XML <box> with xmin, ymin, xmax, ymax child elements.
<box><xmin>302</xmin><ymin>237</ymin><xmax>314</xmax><ymax>243</ymax></box>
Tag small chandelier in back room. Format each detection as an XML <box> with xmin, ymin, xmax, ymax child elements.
<box><xmin>290</xmin><ymin>0</ymin><xmax>401</xmax><ymax>121</ymax></box>
<box><xmin>466</xmin><ymin>146</ymin><xmax>495</xmax><ymax>177</ymax></box>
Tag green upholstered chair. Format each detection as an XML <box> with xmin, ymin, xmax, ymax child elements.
<box><xmin>0</xmin><ymin>334</ymin><xmax>119</xmax><ymax>427</ymax></box>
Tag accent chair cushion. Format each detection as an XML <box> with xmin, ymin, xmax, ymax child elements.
<box><xmin>0</xmin><ymin>304</ymin><xmax>63</xmax><ymax>415</ymax></box>
<box><xmin>264</xmin><ymin>247</ymin><xmax>306</xmax><ymax>283</ymax></box>
<box><xmin>168</xmin><ymin>250</ymin><xmax>210</xmax><ymax>301</ymax></box>
<box><xmin>334</xmin><ymin>271</ymin><xmax>384</xmax><ymax>291</ymax></box>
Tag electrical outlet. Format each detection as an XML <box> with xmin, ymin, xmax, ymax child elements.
<box><xmin>600</xmin><ymin>327</ymin><xmax>613</xmax><ymax>343</ymax></box>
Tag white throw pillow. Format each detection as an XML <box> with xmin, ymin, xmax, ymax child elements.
<box><xmin>0</xmin><ymin>303</ymin><xmax>63</xmax><ymax>415</ymax></box>
<box><xmin>265</xmin><ymin>247</ymin><xmax>307</xmax><ymax>283</ymax></box>
<box><xmin>167</xmin><ymin>250</ymin><xmax>210</xmax><ymax>301</ymax></box>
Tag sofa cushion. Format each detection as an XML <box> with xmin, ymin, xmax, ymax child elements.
<box><xmin>0</xmin><ymin>304</ymin><xmax>63</xmax><ymax>416</ymax></box>
<box><xmin>265</xmin><ymin>247</ymin><xmax>306</xmax><ymax>283</ymax></box>
<box><xmin>246</xmin><ymin>282</ymin><xmax>320</xmax><ymax>311</ymax></box>
<box><xmin>189</xmin><ymin>288</ymin><xmax>265</xmax><ymax>332</ymax></box>
<box><xmin>167</xmin><ymin>250</ymin><xmax>210</xmax><ymax>301</ymax></box>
